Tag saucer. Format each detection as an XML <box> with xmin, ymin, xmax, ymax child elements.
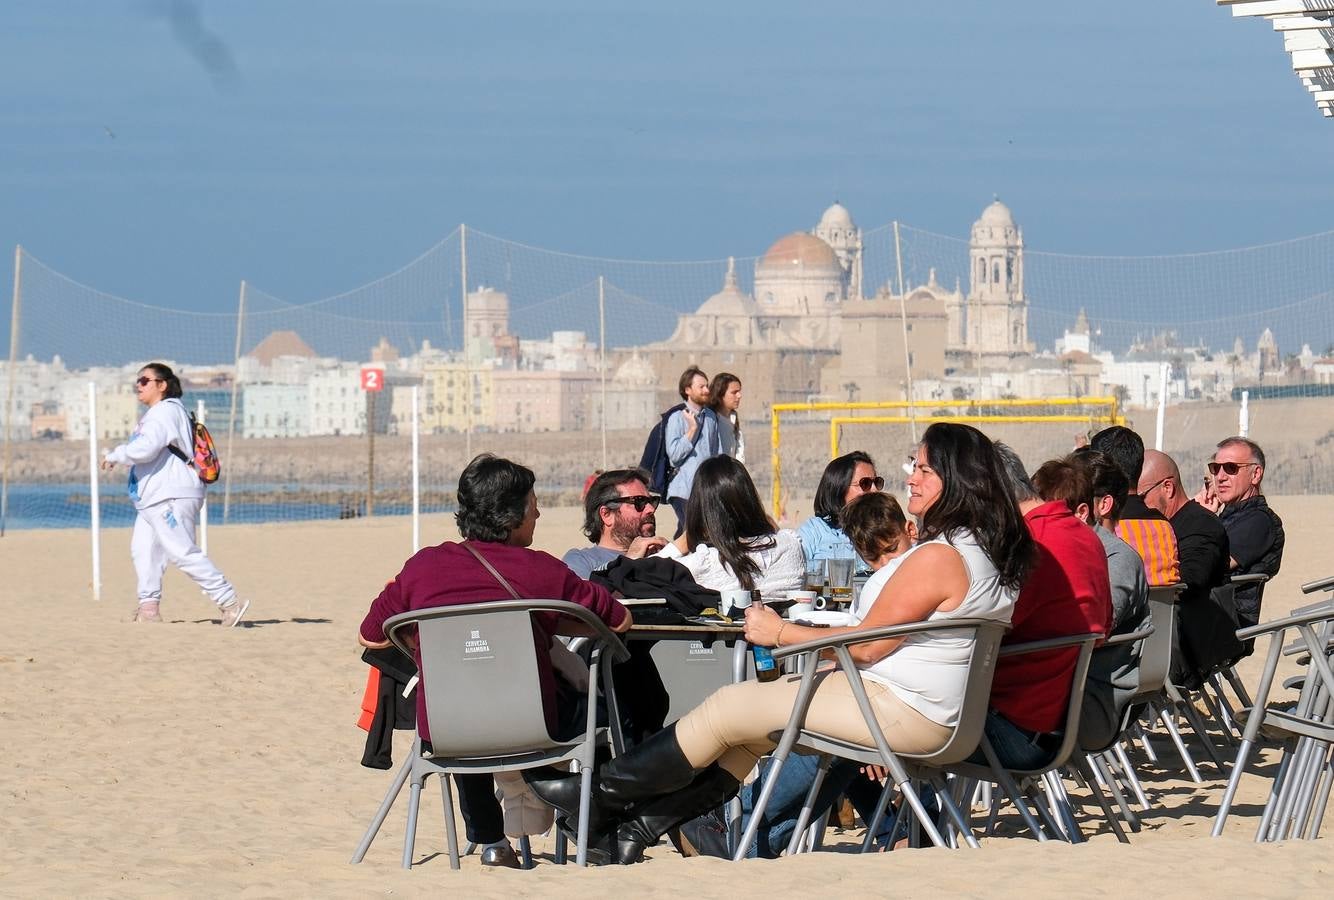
<box><xmin>793</xmin><ymin>611</ymin><xmax>855</xmax><ymax>627</ymax></box>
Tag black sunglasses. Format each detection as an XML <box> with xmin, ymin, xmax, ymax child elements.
<box><xmin>1207</xmin><ymin>461</ymin><xmax>1257</xmax><ymax>476</ymax></box>
<box><xmin>854</xmin><ymin>476</ymin><xmax>885</xmax><ymax>492</ymax></box>
<box><xmin>135</xmin><ymin>376</ymin><xmax>163</xmax><ymax>387</ymax></box>
<box><xmin>606</xmin><ymin>495</ymin><xmax>660</xmax><ymax>512</ymax></box>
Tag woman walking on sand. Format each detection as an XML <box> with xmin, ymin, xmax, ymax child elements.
<box><xmin>102</xmin><ymin>363</ymin><xmax>249</xmax><ymax>626</ymax></box>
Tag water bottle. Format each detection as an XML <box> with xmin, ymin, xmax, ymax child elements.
<box><xmin>748</xmin><ymin>591</ymin><xmax>782</xmax><ymax>682</ymax></box>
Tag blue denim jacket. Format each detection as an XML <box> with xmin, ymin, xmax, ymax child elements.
<box><xmin>796</xmin><ymin>515</ymin><xmax>870</xmax><ymax>573</ymax></box>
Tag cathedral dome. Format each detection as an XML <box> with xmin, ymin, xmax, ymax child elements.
<box><xmin>697</xmin><ymin>257</ymin><xmax>758</xmax><ymax>316</ymax></box>
<box><xmin>614</xmin><ymin>352</ymin><xmax>657</xmax><ymax>385</ymax></box>
<box><xmin>817</xmin><ymin>202</ymin><xmax>855</xmax><ymax>232</ymax></box>
<box><xmin>977</xmin><ymin>198</ymin><xmax>1015</xmax><ymax>228</ymax></box>
<box><xmin>758</xmin><ymin>232</ymin><xmax>840</xmax><ymax>271</ymax></box>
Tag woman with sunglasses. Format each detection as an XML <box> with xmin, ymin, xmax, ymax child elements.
<box><xmin>655</xmin><ymin>455</ymin><xmax>805</xmax><ymax>595</ymax></box>
<box><xmin>797</xmin><ymin>451</ymin><xmax>884</xmax><ymax>574</ymax></box>
<box><xmin>101</xmin><ymin>363</ymin><xmax>248</xmax><ymax>626</ymax></box>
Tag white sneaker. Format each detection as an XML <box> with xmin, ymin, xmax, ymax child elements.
<box><xmin>133</xmin><ymin>601</ymin><xmax>162</xmax><ymax>623</ymax></box>
<box><xmin>220</xmin><ymin>599</ymin><xmax>250</xmax><ymax>628</ymax></box>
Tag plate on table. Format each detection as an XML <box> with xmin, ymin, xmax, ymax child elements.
<box><xmin>793</xmin><ymin>611</ymin><xmax>855</xmax><ymax>628</ymax></box>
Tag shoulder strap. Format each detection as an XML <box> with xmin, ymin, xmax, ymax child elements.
<box><xmin>461</xmin><ymin>542</ymin><xmax>523</xmax><ymax>600</ymax></box>
<box><xmin>164</xmin><ymin>401</ymin><xmax>195</xmax><ymax>465</ymax></box>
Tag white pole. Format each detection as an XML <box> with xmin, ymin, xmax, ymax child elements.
<box><xmin>1154</xmin><ymin>362</ymin><xmax>1168</xmax><ymax>451</ymax></box>
<box><xmin>88</xmin><ymin>381</ymin><xmax>102</xmax><ymax>601</ymax></box>
<box><xmin>1</xmin><ymin>244</ymin><xmax>22</xmax><ymax>537</ymax></box>
<box><xmin>460</xmin><ymin>225</ymin><xmax>472</xmax><ymax>463</ymax></box>
<box><xmin>598</xmin><ymin>275</ymin><xmax>608</xmax><ymax>471</ymax></box>
<box><xmin>893</xmin><ymin>222</ymin><xmax>918</xmax><ymax>442</ymax></box>
<box><xmin>411</xmin><ymin>385</ymin><xmax>420</xmax><ymax>553</ymax></box>
<box><xmin>197</xmin><ymin>398</ymin><xmax>208</xmax><ymax>556</ymax></box>
<box><xmin>222</xmin><ymin>280</ymin><xmax>246</xmax><ymax>523</ymax></box>
<box><xmin>1239</xmin><ymin>390</ymin><xmax>1250</xmax><ymax>438</ymax></box>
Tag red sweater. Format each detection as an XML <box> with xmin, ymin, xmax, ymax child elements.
<box><xmin>989</xmin><ymin>502</ymin><xmax>1114</xmax><ymax>733</ymax></box>
<box><xmin>359</xmin><ymin>540</ymin><xmax>628</xmax><ymax>741</ymax></box>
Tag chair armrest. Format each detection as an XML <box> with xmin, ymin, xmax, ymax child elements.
<box><xmin>999</xmin><ymin>632</ymin><xmax>1103</xmax><ymax>657</ymax></box>
<box><xmin>1100</xmin><ymin>626</ymin><xmax>1154</xmax><ymax>648</ymax></box>
<box><xmin>1236</xmin><ymin>601</ymin><xmax>1334</xmax><ymax>642</ymax></box>
<box><xmin>383</xmin><ymin>599</ymin><xmax>631</xmax><ymax>665</ymax></box>
<box><xmin>1302</xmin><ymin>574</ymin><xmax>1334</xmax><ymax>594</ymax></box>
<box><xmin>1229</xmin><ymin>574</ymin><xmax>1269</xmax><ymax>586</ymax></box>
<box><xmin>770</xmin><ymin>617</ymin><xmax>1003</xmax><ymax>663</ymax></box>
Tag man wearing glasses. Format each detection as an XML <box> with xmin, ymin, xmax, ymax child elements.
<box><xmin>1195</xmin><ymin>437</ymin><xmax>1285</xmax><ymax>628</ymax></box>
<box><xmin>562</xmin><ymin>468</ymin><xmax>668</xmax><ymax>578</ymax></box>
<box><xmin>1139</xmin><ymin>448</ymin><xmax>1241</xmax><ymax>684</ymax></box>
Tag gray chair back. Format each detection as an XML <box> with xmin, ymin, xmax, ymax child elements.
<box><xmin>649</xmin><ymin>638</ymin><xmax>752</xmax><ymax>725</ymax></box>
<box><xmin>905</xmin><ymin>620</ymin><xmax>1008</xmax><ymax>766</ymax></box>
<box><xmin>1137</xmin><ymin>584</ymin><xmax>1182</xmax><ymax>699</ymax></box>
<box><xmin>999</xmin><ymin>632</ymin><xmax>1101</xmax><ymax>776</ymax></box>
<box><xmin>385</xmin><ymin>599</ymin><xmax>625</xmax><ymax>757</ymax></box>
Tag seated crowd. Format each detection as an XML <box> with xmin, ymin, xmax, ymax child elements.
<box><xmin>357</xmin><ymin>420</ymin><xmax>1284</xmax><ymax>867</ymax></box>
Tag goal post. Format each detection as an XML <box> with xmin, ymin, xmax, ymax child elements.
<box><xmin>771</xmin><ymin>396</ymin><xmax>1125</xmax><ymax>518</ymax></box>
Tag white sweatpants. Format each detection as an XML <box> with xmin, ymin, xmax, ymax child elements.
<box><xmin>131</xmin><ymin>497</ymin><xmax>236</xmax><ymax>608</ymax></box>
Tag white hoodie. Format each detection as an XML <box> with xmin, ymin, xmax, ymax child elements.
<box><xmin>104</xmin><ymin>398</ymin><xmax>205</xmax><ymax>509</ymax></box>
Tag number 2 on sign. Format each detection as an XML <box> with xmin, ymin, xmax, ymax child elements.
<box><xmin>360</xmin><ymin>367</ymin><xmax>384</xmax><ymax>392</ymax></box>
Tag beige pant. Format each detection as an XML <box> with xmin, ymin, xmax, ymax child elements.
<box><xmin>674</xmin><ymin>670</ymin><xmax>953</xmax><ymax>780</ymax></box>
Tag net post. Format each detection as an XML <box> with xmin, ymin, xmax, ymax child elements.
<box><xmin>1</xmin><ymin>244</ymin><xmax>21</xmax><ymax>536</ymax></box>
<box><xmin>598</xmin><ymin>275</ymin><xmax>608</xmax><ymax>471</ymax></box>
<box><xmin>1154</xmin><ymin>362</ymin><xmax>1168</xmax><ymax>450</ymax></box>
<box><xmin>222</xmin><ymin>280</ymin><xmax>246</xmax><ymax>523</ymax></box>
<box><xmin>460</xmin><ymin>224</ymin><xmax>472</xmax><ymax>462</ymax></box>
<box><xmin>893</xmin><ymin>221</ymin><xmax>918</xmax><ymax>442</ymax></box>
<box><xmin>770</xmin><ymin>405</ymin><xmax>781</xmax><ymax>521</ymax></box>
<box><xmin>1239</xmin><ymin>390</ymin><xmax>1250</xmax><ymax>438</ymax></box>
<box><xmin>88</xmin><ymin>381</ymin><xmax>101</xmax><ymax>600</ymax></box>
<box><xmin>411</xmin><ymin>385</ymin><xmax>420</xmax><ymax>553</ymax></box>
<box><xmin>197</xmin><ymin>398</ymin><xmax>208</xmax><ymax>556</ymax></box>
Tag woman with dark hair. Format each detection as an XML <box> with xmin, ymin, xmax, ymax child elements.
<box><xmin>654</xmin><ymin>455</ymin><xmax>804</xmax><ymax>594</ymax></box>
<box><xmin>797</xmin><ymin>450</ymin><xmax>882</xmax><ymax>572</ymax></box>
<box><xmin>359</xmin><ymin>453</ymin><xmax>632</xmax><ymax>868</ymax></box>
<box><xmin>707</xmin><ymin>372</ymin><xmax>745</xmax><ymax>464</ymax></box>
<box><xmin>101</xmin><ymin>362</ymin><xmax>247</xmax><ymax>626</ymax></box>
<box><xmin>532</xmin><ymin>423</ymin><xmax>1032</xmax><ymax>863</ymax></box>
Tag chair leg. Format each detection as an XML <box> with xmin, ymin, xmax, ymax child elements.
<box><xmin>519</xmin><ymin>835</ymin><xmax>534</xmax><ymax>869</ymax></box>
<box><xmin>1304</xmin><ymin>748</ymin><xmax>1334</xmax><ymax>840</ymax></box>
<box><xmin>1090</xmin><ymin>752</ymin><xmax>1140</xmax><ymax>831</ymax></box>
<box><xmin>1158</xmin><ymin>703</ymin><xmax>1204</xmax><ymax>783</ymax></box>
<box><xmin>1223</xmin><ymin>666</ymin><xmax>1254</xmax><ymax>709</ymax></box>
<box><xmin>402</xmin><ymin>772</ymin><xmax>424</xmax><ymax>870</ymax></box>
<box><xmin>1022</xmin><ymin>776</ymin><xmax>1068</xmax><ymax>842</ymax></box>
<box><xmin>1174</xmin><ymin>691</ymin><xmax>1229</xmax><ymax>773</ymax></box>
<box><xmin>785</xmin><ymin>754</ymin><xmax>832</xmax><ymax>856</ymax></box>
<box><xmin>1197</xmin><ymin>682</ymin><xmax>1238</xmax><ymax>747</ymax></box>
<box><xmin>441</xmin><ymin>775</ymin><xmax>461</xmax><ymax>871</ymax></box>
<box><xmin>1212</xmin><ymin>738</ymin><xmax>1256</xmax><ymax>837</ymax></box>
<box><xmin>895</xmin><ymin>776</ymin><xmax>946</xmax><ymax>848</ymax></box>
<box><xmin>862</xmin><ymin>779</ymin><xmax>897</xmax><ymax>852</ymax></box>
<box><xmin>350</xmin><ymin>753</ymin><xmax>414</xmax><ymax>864</ymax></box>
<box><xmin>935</xmin><ymin>775</ymin><xmax>980</xmax><ymax>849</ymax></box>
<box><xmin>1078</xmin><ymin>758</ymin><xmax>1130</xmax><ymax>843</ymax></box>
<box><xmin>1131</xmin><ymin>718</ymin><xmax>1160</xmax><ymax>765</ymax></box>
<box><xmin>1042</xmin><ymin>771</ymin><xmax>1085</xmax><ymax>844</ymax></box>
<box><xmin>574</xmin><ymin>760</ymin><xmax>595</xmax><ymax>867</ymax></box>
<box><xmin>1111</xmin><ymin>744</ymin><xmax>1152</xmax><ymax>811</ymax></box>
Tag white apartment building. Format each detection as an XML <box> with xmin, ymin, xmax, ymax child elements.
<box><xmin>243</xmin><ymin>383</ymin><xmax>309</xmax><ymax>438</ymax></box>
<box><xmin>307</xmin><ymin>367</ymin><xmax>366</xmax><ymax>436</ymax></box>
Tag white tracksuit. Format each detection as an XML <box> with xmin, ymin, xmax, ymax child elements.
<box><xmin>104</xmin><ymin>398</ymin><xmax>236</xmax><ymax>608</ymax></box>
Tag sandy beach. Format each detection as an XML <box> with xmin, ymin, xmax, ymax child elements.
<box><xmin>2</xmin><ymin>497</ymin><xmax>1330</xmax><ymax>898</ymax></box>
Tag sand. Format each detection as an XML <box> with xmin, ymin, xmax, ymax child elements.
<box><xmin>1</xmin><ymin>497</ymin><xmax>1330</xmax><ymax>898</ymax></box>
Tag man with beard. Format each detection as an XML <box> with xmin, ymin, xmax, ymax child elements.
<box><xmin>563</xmin><ymin>467</ymin><xmax>672</xmax><ymax>747</ymax></box>
<box><xmin>563</xmin><ymin>468</ymin><xmax>668</xmax><ymax>577</ymax></box>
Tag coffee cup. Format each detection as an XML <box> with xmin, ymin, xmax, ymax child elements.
<box><xmin>720</xmin><ymin>588</ymin><xmax>754</xmax><ymax>617</ymax></box>
<box><xmin>786</xmin><ymin>590</ymin><xmax>818</xmax><ymax>619</ymax></box>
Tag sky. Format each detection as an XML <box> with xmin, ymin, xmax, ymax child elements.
<box><xmin>2</xmin><ymin>0</ymin><xmax>1333</xmax><ymax>318</ymax></box>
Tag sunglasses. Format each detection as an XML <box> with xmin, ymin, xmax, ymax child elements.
<box><xmin>134</xmin><ymin>376</ymin><xmax>163</xmax><ymax>387</ymax></box>
<box><xmin>1207</xmin><ymin>461</ymin><xmax>1258</xmax><ymax>476</ymax></box>
<box><xmin>854</xmin><ymin>476</ymin><xmax>885</xmax><ymax>492</ymax></box>
<box><xmin>606</xmin><ymin>495</ymin><xmax>660</xmax><ymax>512</ymax></box>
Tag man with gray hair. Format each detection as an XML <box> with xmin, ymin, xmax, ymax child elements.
<box><xmin>1195</xmin><ymin>436</ymin><xmax>1285</xmax><ymax>628</ymax></box>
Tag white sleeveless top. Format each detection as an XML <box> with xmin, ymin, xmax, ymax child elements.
<box><xmin>853</xmin><ymin>529</ymin><xmax>1016</xmax><ymax>726</ymax></box>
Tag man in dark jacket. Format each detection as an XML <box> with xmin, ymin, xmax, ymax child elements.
<box><xmin>1194</xmin><ymin>436</ymin><xmax>1285</xmax><ymax>628</ymax></box>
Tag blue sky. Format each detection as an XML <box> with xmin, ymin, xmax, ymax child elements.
<box><xmin>2</xmin><ymin>0</ymin><xmax>1332</xmax><ymax>315</ymax></box>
